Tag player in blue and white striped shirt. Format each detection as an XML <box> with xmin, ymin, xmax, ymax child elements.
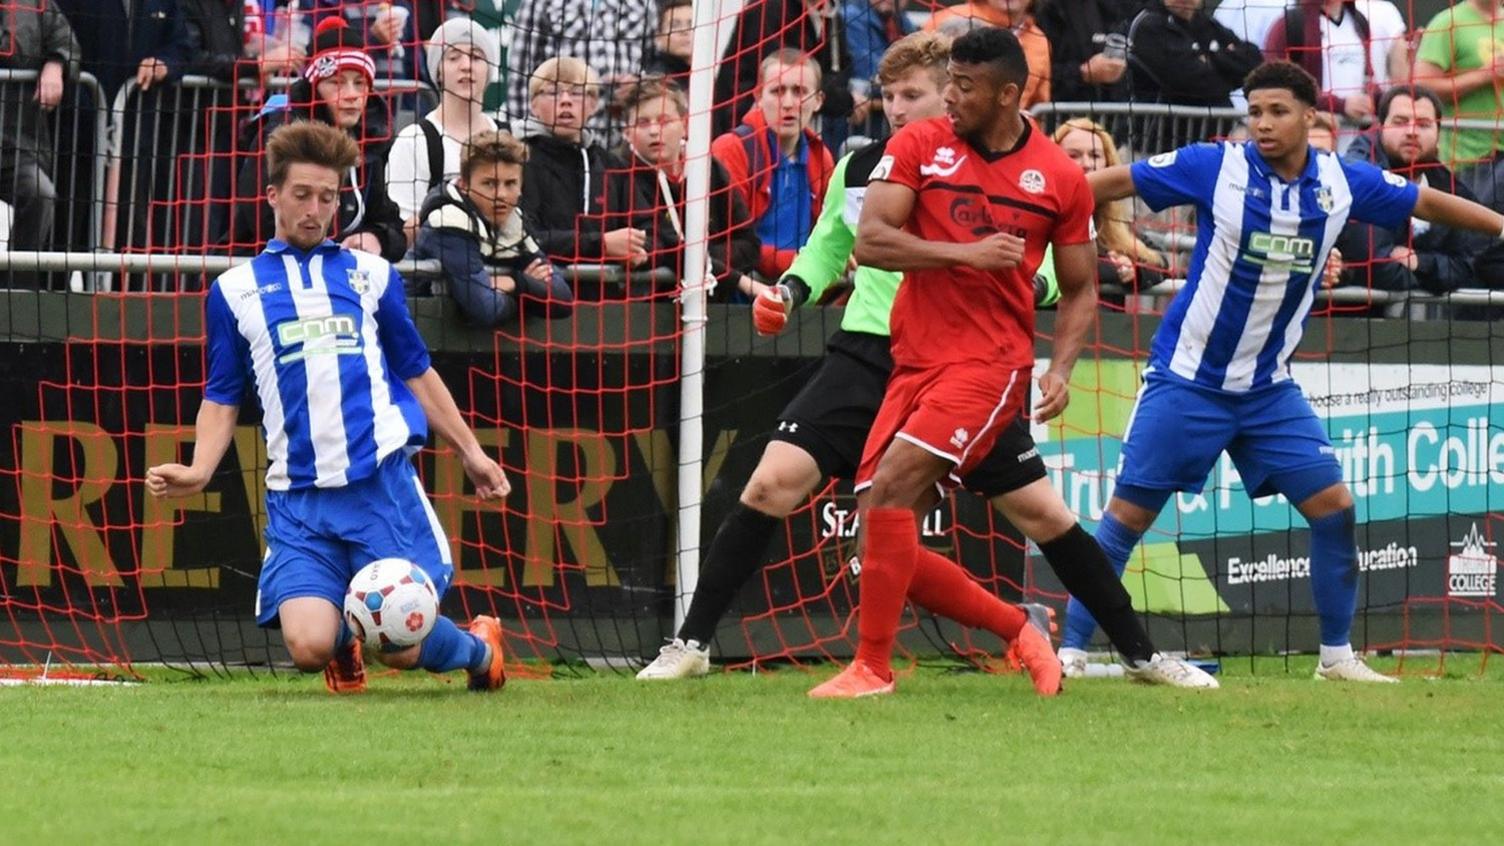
<box><xmin>146</xmin><ymin>122</ymin><xmax>511</xmax><ymax>694</ymax></box>
<box><xmin>1065</xmin><ymin>62</ymin><xmax>1504</xmax><ymax>682</ymax></box>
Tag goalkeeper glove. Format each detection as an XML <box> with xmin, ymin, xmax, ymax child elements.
<box><xmin>753</xmin><ymin>283</ymin><xmax>794</xmax><ymax>336</ymax></box>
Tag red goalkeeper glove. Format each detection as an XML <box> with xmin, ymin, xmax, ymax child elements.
<box><xmin>753</xmin><ymin>284</ymin><xmax>793</xmax><ymax>336</ymax></box>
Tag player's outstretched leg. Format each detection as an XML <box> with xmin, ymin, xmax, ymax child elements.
<box><xmin>992</xmin><ymin>481</ymin><xmax>1216</xmax><ymax>688</ymax></box>
<box><xmin>905</xmin><ymin>546</ymin><xmax>1060</xmax><ymax>695</ymax></box>
<box><xmin>639</xmin><ymin>442</ymin><xmax>823</xmax><ymax>680</ymax></box>
<box><xmin>1297</xmin><ymin>485</ymin><xmax>1397</xmax><ymax>683</ymax></box>
<box><xmin>1052</xmin><ymin>488</ymin><xmax>1219</xmax><ymax>688</ymax></box>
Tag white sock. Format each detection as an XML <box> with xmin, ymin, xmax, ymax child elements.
<box><xmin>1320</xmin><ymin>643</ymin><xmax>1354</xmax><ymax>666</ymax></box>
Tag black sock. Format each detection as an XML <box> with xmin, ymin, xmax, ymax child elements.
<box><xmin>1038</xmin><ymin>524</ymin><xmax>1156</xmax><ymax>664</ymax></box>
<box><xmin>677</xmin><ymin>503</ymin><xmax>782</xmax><ymax>645</ymax></box>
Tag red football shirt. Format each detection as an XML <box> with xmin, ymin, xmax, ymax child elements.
<box><xmin>872</xmin><ymin>116</ymin><xmax>1094</xmax><ymax>370</ymax></box>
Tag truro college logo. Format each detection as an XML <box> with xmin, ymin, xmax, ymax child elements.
<box><xmin>1447</xmin><ymin>523</ymin><xmax>1499</xmax><ymax>598</ymax></box>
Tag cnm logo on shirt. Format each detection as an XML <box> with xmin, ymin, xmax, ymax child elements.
<box><xmin>1245</xmin><ymin>231</ymin><xmax>1317</xmax><ymax>274</ymax></box>
<box><xmin>275</xmin><ymin>315</ymin><xmax>362</xmax><ymax>363</ymax></box>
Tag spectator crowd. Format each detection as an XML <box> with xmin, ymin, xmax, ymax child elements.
<box><xmin>4</xmin><ymin>1</ymin><xmax>1504</xmax><ymax>319</ymax></box>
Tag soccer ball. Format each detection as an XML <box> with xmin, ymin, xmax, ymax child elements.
<box><xmin>343</xmin><ymin>558</ymin><xmax>439</xmax><ymax>651</ymax></box>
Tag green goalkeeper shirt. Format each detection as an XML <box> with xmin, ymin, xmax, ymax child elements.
<box><xmin>780</xmin><ymin>139</ymin><xmax>1060</xmax><ymax>337</ymax></box>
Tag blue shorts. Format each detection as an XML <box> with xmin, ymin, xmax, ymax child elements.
<box><xmin>254</xmin><ymin>451</ymin><xmax>454</xmax><ymax>628</ymax></box>
<box><xmin>1116</xmin><ymin>372</ymin><xmax>1340</xmax><ymax>503</ymax></box>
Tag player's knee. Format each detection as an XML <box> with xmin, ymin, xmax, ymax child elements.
<box><xmin>284</xmin><ymin>636</ymin><xmax>335</xmax><ymax>672</ymax></box>
<box><xmin>996</xmin><ymin>485</ymin><xmax>1076</xmax><ymax>541</ymax></box>
<box><xmin>740</xmin><ymin>456</ymin><xmax>817</xmax><ymax>517</ymax></box>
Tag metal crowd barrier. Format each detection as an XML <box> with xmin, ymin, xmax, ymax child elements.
<box><xmin>101</xmin><ymin>76</ymin><xmax>440</xmax><ymax>290</ymax></box>
<box><xmin>0</xmin><ymin>69</ymin><xmax>108</xmax><ymax>258</ymax></box>
<box><xmin>1030</xmin><ymin>101</ymin><xmax>1248</xmax><ymax>156</ymax></box>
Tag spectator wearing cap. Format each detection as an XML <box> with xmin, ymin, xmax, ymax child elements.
<box><xmin>387</xmin><ymin>19</ymin><xmax>502</xmax><ymax>241</ymax></box>
<box><xmin>296</xmin><ymin>0</ymin><xmax>422</xmax><ymax>84</ymax></box>
<box><xmin>228</xmin><ymin>17</ymin><xmax>406</xmax><ymax>260</ymax></box>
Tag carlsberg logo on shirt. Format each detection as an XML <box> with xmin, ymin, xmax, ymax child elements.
<box><xmin>1245</xmin><ymin>231</ymin><xmax>1317</xmax><ymax>274</ymax></box>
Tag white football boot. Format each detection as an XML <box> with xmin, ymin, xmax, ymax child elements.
<box><xmin>635</xmin><ymin>638</ymin><xmax>711</xmax><ymax>680</ymax></box>
<box><xmin>1124</xmin><ymin>653</ymin><xmax>1221</xmax><ymax>689</ymax></box>
<box><xmin>1314</xmin><ymin>656</ymin><xmax>1399</xmax><ymax>683</ymax></box>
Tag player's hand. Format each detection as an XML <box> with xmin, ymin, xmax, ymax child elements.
<box><xmin>145</xmin><ymin>463</ymin><xmax>210</xmax><ymax>499</ymax></box>
<box><xmin>753</xmin><ymin>284</ymin><xmax>792</xmax><ymax>335</ymax></box>
<box><xmin>136</xmin><ymin>57</ymin><xmax>168</xmax><ymax>91</ymax></box>
<box><xmin>965</xmin><ymin>232</ymin><xmax>1026</xmax><ymax>271</ymax></box>
<box><xmin>1083</xmin><ymin>53</ymin><xmax>1127</xmax><ymax>85</ymax></box>
<box><xmin>1388</xmin><ymin>245</ymin><xmax>1418</xmax><ymax>271</ymax></box>
<box><xmin>490</xmin><ymin>274</ymin><xmax>517</xmax><ymax>293</ymax></box>
<box><xmin>342</xmin><ymin>232</ymin><xmax>382</xmax><ymax>254</ymax></box>
<box><xmin>1343</xmin><ymin>93</ymin><xmax>1376</xmax><ymax>123</ymax></box>
<box><xmin>34</xmin><ymin>61</ymin><xmax>62</xmax><ymax>110</ymax></box>
<box><xmin>1107</xmin><ymin>250</ymin><xmax>1136</xmax><ymax>284</ymax></box>
<box><xmin>1324</xmin><ymin>247</ymin><xmax>1345</xmax><ymax>288</ymax></box>
<box><xmin>522</xmin><ymin>258</ymin><xmax>554</xmax><ymax>283</ymax></box>
<box><xmin>603</xmin><ymin>228</ymin><xmax>648</xmax><ymax>265</ymax></box>
<box><xmin>462</xmin><ymin>447</ymin><xmax>510</xmax><ymax>500</ymax></box>
<box><xmin>1033</xmin><ymin>371</ymin><xmax>1071</xmax><ymax>423</ymax></box>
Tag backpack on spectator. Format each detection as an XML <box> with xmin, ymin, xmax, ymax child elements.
<box><xmin>416</xmin><ymin>117</ymin><xmax>446</xmax><ymax>193</ymax></box>
<box><xmin>1280</xmin><ymin>3</ymin><xmax>1372</xmax><ymax>76</ymax></box>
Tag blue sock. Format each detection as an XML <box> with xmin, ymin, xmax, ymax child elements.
<box><xmin>417</xmin><ymin>617</ymin><xmax>488</xmax><ymax>673</ymax></box>
<box><xmin>1062</xmin><ymin>513</ymin><xmax>1142</xmax><ymax>651</ymax></box>
<box><xmin>1308</xmin><ymin>507</ymin><xmax>1358</xmax><ymax>647</ymax></box>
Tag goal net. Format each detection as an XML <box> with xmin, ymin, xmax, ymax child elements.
<box><xmin>0</xmin><ymin>0</ymin><xmax>1499</xmax><ymax>680</ymax></box>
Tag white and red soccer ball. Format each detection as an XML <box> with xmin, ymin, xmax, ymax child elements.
<box><xmin>344</xmin><ymin>558</ymin><xmax>438</xmax><ymax>651</ymax></box>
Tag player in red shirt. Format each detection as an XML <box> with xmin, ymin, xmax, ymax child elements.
<box><xmin>809</xmin><ymin>26</ymin><xmax>1098</xmax><ymax>699</ymax></box>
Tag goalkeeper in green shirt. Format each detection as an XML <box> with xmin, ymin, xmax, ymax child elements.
<box><xmin>639</xmin><ymin>31</ymin><xmax>1212</xmax><ymax>687</ymax></box>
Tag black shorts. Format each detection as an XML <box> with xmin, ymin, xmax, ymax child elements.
<box><xmin>770</xmin><ymin>330</ymin><xmax>1047</xmax><ymax>498</ymax></box>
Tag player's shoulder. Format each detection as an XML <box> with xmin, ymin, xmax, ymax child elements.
<box><xmin>209</xmin><ymin>260</ymin><xmax>264</xmax><ymax>307</ymax></box>
<box><xmin>1019</xmin><ymin>122</ymin><xmax>1086</xmax><ymax>175</ymax></box>
<box><xmin>1330</xmin><ymin>151</ymin><xmax>1405</xmax><ymax>187</ymax></box>
<box><xmin>845</xmin><ymin>136</ymin><xmax>890</xmax><ymax>183</ymax></box>
<box><xmin>341</xmin><ymin>246</ymin><xmax>401</xmax><ymax>298</ymax></box>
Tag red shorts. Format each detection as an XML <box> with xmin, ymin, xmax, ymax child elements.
<box><xmin>855</xmin><ymin>362</ymin><xmax>1031</xmax><ymax>493</ymax></box>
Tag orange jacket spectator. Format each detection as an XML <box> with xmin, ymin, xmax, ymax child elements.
<box><xmin>924</xmin><ymin>1</ymin><xmax>1052</xmax><ymax>109</ymax></box>
<box><xmin>711</xmin><ymin>106</ymin><xmax>835</xmax><ymax>278</ymax></box>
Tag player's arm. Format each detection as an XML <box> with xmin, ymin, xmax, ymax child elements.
<box><xmin>756</xmin><ymin>156</ymin><xmax>856</xmax><ymax>334</ymax></box>
<box><xmin>145</xmin><ymin>400</ymin><xmax>239</xmax><ymax>498</ymax></box>
<box><xmin>405</xmin><ymin>369</ymin><xmax>509</xmax><ymax>500</ymax></box>
<box><xmin>1412</xmin><ymin>185</ymin><xmax>1504</xmax><ymax>237</ymax></box>
<box><xmin>1087</xmin><ymin>165</ymin><xmax>1137</xmax><ymax>205</ymax></box>
<box><xmin>853</xmin><ymin>180</ymin><xmax>1023</xmax><ymax>271</ymax></box>
<box><xmin>148</xmin><ymin>283</ymin><xmax>245</xmax><ymax>498</ymax></box>
<box><xmin>1035</xmin><ymin>241</ymin><xmax>1097</xmax><ymax>422</ymax></box>
<box><xmin>374</xmin><ymin>265</ymin><xmax>509</xmax><ymax>499</ymax></box>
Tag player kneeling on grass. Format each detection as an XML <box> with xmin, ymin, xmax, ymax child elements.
<box><xmin>640</xmin><ymin>29</ymin><xmax>1214</xmax><ymax>693</ymax></box>
<box><xmin>146</xmin><ymin>122</ymin><xmax>509</xmax><ymax>694</ymax></box>
<box><xmin>1070</xmin><ymin>60</ymin><xmax>1504</xmax><ymax>683</ymax></box>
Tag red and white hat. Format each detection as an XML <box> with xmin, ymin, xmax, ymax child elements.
<box><xmin>303</xmin><ymin>17</ymin><xmax>376</xmax><ymax>86</ymax></box>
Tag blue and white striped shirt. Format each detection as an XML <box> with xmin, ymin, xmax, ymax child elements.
<box><xmin>1130</xmin><ymin>141</ymin><xmax>1418</xmax><ymax>393</ymax></box>
<box><xmin>204</xmin><ymin>240</ymin><xmax>431</xmax><ymax>491</ymax></box>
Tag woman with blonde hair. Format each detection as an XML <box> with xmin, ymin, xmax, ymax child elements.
<box><xmin>1051</xmin><ymin>117</ymin><xmax>1167</xmax><ymax>291</ymax></box>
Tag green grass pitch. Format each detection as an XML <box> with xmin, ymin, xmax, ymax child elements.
<box><xmin>3</xmin><ymin>657</ymin><xmax>1501</xmax><ymax>845</ymax></box>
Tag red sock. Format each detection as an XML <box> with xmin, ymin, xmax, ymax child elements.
<box><xmin>854</xmin><ymin>507</ymin><xmax>921</xmax><ymax>681</ymax></box>
<box><xmin>907</xmin><ymin>547</ymin><xmax>1027</xmax><ymax>641</ymax></box>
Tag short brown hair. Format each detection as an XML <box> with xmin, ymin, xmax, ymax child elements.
<box><xmin>265</xmin><ymin>121</ymin><xmax>360</xmax><ymax>187</ymax></box>
<box><xmin>878</xmin><ymin>31</ymin><xmax>951</xmax><ymax>88</ymax></box>
<box><xmin>758</xmin><ymin>48</ymin><xmax>822</xmax><ymax>91</ymax></box>
<box><xmin>618</xmin><ymin>75</ymin><xmax>687</xmax><ymax>119</ymax></box>
<box><xmin>461</xmin><ymin>130</ymin><xmax>529</xmax><ymax>180</ymax></box>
